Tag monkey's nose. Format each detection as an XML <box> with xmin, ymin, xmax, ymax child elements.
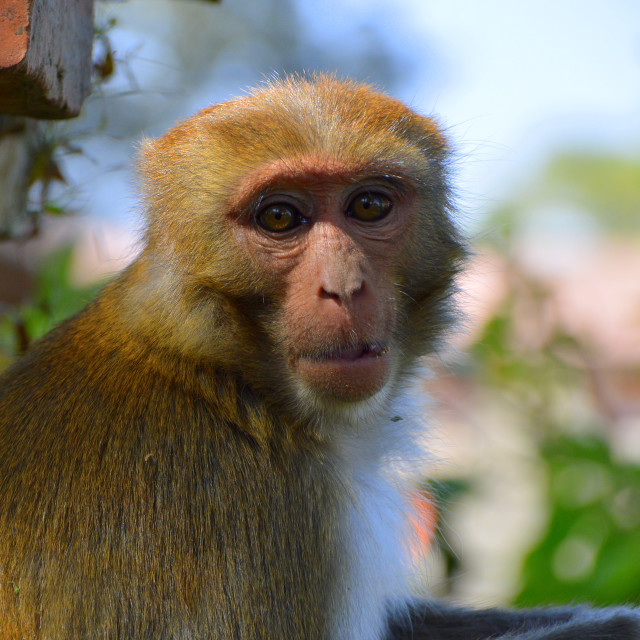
<box><xmin>319</xmin><ymin>279</ymin><xmax>365</xmax><ymax>305</ymax></box>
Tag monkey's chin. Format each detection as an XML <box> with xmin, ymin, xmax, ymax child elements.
<box><xmin>293</xmin><ymin>345</ymin><xmax>392</xmax><ymax>402</ymax></box>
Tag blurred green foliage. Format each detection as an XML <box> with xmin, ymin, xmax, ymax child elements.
<box><xmin>0</xmin><ymin>248</ymin><xmax>101</xmax><ymax>369</ymax></box>
<box><xmin>547</xmin><ymin>155</ymin><xmax>640</xmax><ymax>233</ymax></box>
<box><xmin>456</xmin><ymin>285</ymin><xmax>638</xmax><ymax>606</ymax></box>
<box><xmin>466</xmin><ymin>275</ymin><xmax>640</xmax><ymax>606</ymax></box>
<box><xmin>465</xmin><ymin>150</ymin><xmax>640</xmax><ymax>606</ymax></box>
<box><xmin>517</xmin><ymin>436</ymin><xmax>640</xmax><ymax>606</ymax></box>
<box><xmin>487</xmin><ymin>153</ymin><xmax>640</xmax><ymax>244</ymax></box>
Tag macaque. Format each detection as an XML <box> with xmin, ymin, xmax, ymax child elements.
<box><xmin>0</xmin><ymin>75</ymin><xmax>638</xmax><ymax>639</ymax></box>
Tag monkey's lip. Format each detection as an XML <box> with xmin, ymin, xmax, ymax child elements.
<box><xmin>293</xmin><ymin>343</ymin><xmax>391</xmax><ymax>400</ymax></box>
<box><xmin>302</xmin><ymin>343</ymin><xmax>389</xmax><ymax>363</ymax></box>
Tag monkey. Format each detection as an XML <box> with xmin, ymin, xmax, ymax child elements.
<box><xmin>0</xmin><ymin>74</ymin><xmax>638</xmax><ymax>639</ymax></box>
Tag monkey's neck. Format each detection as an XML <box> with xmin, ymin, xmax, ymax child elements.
<box><xmin>328</xmin><ymin>409</ymin><xmax>423</xmax><ymax>639</ymax></box>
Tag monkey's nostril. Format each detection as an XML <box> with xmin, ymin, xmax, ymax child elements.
<box><xmin>320</xmin><ymin>287</ymin><xmax>341</xmax><ymax>301</ymax></box>
<box><xmin>352</xmin><ymin>281</ymin><xmax>365</xmax><ymax>297</ymax></box>
<box><xmin>319</xmin><ymin>280</ymin><xmax>365</xmax><ymax>303</ymax></box>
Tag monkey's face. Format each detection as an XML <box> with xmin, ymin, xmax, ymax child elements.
<box><xmin>230</xmin><ymin>157</ymin><xmax>417</xmax><ymax>404</ymax></box>
<box><xmin>137</xmin><ymin>76</ymin><xmax>464</xmax><ymax>413</ymax></box>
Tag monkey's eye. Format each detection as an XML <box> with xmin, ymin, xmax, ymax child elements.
<box><xmin>347</xmin><ymin>192</ymin><xmax>392</xmax><ymax>222</ymax></box>
<box><xmin>256</xmin><ymin>204</ymin><xmax>299</xmax><ymax>233</ymax></box>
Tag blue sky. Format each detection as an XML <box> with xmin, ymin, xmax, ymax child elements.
<box><xmin>299</xmin><ymin>0</ymin><xmax>640</xmax><ymax>224</ymax></box>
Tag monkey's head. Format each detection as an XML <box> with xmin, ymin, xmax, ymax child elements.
<box><xmin>135</xmin><ymin>75</ymin><xmax>465</xmax><ymax>420</ymax></box>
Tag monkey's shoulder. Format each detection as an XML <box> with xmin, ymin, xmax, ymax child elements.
<box><xmin>0</xmin><ymin>300</ymin><xmax>254</xmax><ymax>473</ymax></box>
<box><xmin>2</xmin><ymin>306</ymin><xmax>148</xmax><ymax>413</ymax></box>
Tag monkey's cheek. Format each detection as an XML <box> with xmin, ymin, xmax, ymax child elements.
<box><xmin>294</xmin><ymin>353</ymin><xmax>392</xmax><ymax>402</ymax></box>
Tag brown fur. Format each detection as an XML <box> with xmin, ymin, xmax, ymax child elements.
<box><xmin>0</xmin><ymin>75</ymin><xmax>464</xmax><ymax>638</ymax></box>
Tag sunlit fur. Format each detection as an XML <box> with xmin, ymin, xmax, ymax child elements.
<box><xmin>0</xmin><ymin>75</ymin><xmax>464</xmax><ymax>639</ymax></box>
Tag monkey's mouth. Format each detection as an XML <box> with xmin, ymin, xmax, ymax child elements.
<box><xmin>292</xmin><ymin>343</ymin><xmax>391</xmax><ymax>401</ymax></box>
<box><xmin>305</xmin><ymin>343</ymin><xmax>389</xmax><ymax>363</ymax></box>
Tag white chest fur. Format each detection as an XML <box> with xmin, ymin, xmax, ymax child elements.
<box><xmin>328</xmin><ymin>396</ymin><xmax>427</xmax><ymax>640</ymax></box>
